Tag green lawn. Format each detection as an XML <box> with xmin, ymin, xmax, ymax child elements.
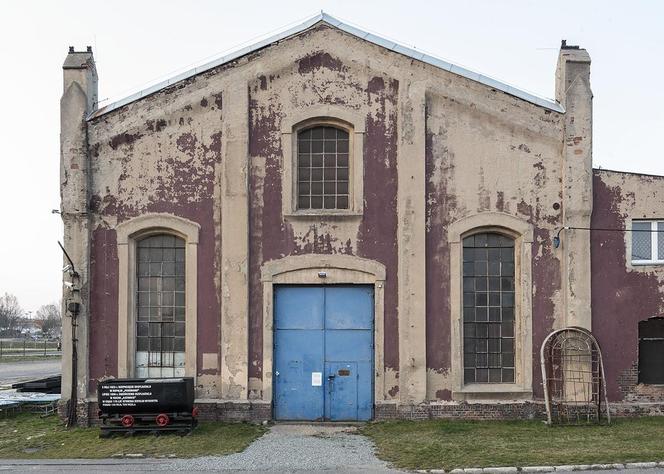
<box><xmin>361</xmin><ymin>418</ymin><xmax>664</xmax><ymax>471</ymax></box>
<box><xmin>0</xmin><ymin>413</ymin><xmax>265</xmax><ymax>459</ymax></box>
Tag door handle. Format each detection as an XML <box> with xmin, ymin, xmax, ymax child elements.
<box><xmin>328</xmin><ymin>375</ymin><xmax>335</xmax><ymax>380</ymax></box>
<box><xmin>275</xmin><ymin>371</ymin><xmax>279</xmax><ymax>376</ymax></box>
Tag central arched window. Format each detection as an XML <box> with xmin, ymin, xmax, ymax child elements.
<box><xmin>135</xmin><ymin>234</ymin><xmax>186</xmax><ymax>378</ymax></box>
<box><xmin>462</xmin><ymin>232</ymin><xmax>515</xmax><ymax>384</ymax></box>
<box><xmin>297</xmin><ymin>125</ymin><xmax>349</xmax><ymax>210</ymax></box>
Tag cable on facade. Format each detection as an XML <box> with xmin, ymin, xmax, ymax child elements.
<box><xmin>553</xmin><ymin>225</ymin><xmax>663</xmax><ymax>248</ymax></box>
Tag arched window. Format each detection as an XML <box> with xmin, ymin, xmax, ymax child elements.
<box><xmin>135</xmin><ymin>234</ymin><xmax>186</xmax><ymax>378</ymax></box>
<box><xmin>462</xmin><ymin>232</ymin><xmax>515</xmax><ymax>384</ymax></box>
<box><xmin>296</xmin><ymin>125</ymin><xmax>349</xmax><ymax>210</ymax></box>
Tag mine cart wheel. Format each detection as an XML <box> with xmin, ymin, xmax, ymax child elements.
<box><xmin>150</xmin><ymin>430</ymin><xmax>161</xmax><ymax>437</ymax></box>
<box><xmin>121</xmin><ymin>415</ymin><xmax>134</xmax><ymax>428</ymax></box>
<box><xmin>155</xmin><ymin>413</ymin><xmax>170</xmax><ymax>427</ymax></box>
<box><xmin>124</xmin><ymin>429</ymin><xmax>135</xmax><ymax>437</ymax></box>
<box><xmin>99</xmin><ymin>430</ymin><xmax>111</xmax><ymax>439</ymax></box>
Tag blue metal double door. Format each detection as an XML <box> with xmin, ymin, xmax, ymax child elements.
<box><xmin>274</xmin><ymin>285</ymin><xmax>374</xmax><ymax>421</ymax></box>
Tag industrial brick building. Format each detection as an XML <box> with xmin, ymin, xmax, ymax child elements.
<box><xmin>60</xmin><ymin>13</ymin><xmax>664</xmax><ymax>423</ymax></box>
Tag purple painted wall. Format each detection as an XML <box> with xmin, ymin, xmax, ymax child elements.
<box><xmin>88</xmin><ymin>228</ymin><xmax>118</xmax><ymax>392</ymax></box>
<box><xmin>591</xmin><ymin>171</ymin><xmax>664</xmax><ymax>401</ymax></box>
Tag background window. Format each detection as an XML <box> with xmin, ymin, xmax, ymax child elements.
<box><xmin>135</xmin><ymin>234</ymin><xmax>186</xmax><ymax>378</ymax></box>
<box><xmin>638</xmin><ymin>318</ymin><xmax>664</xmax><ymax>384</ymax></box>
<box><xmin>297</xmin><ymin>126</ymin><xmax>349</xmax><ymax>210</ymax></box>
<box><xmin>632</xmin><ymin>220</ymin><xmax>664</xmax><ymax>263</ymax></box>
<box><xmin>462</xmin><ymin>232</ymin><xmax>515</xmax><ymax>384</ymax></box>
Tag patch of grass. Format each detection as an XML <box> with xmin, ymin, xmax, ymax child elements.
<box><xmin>361</xmin><ymin>418</ymin><xmax>664</xmax><ymax>470</ymax></box>
<box><xmin>0</xmin><ymin>413</ymin><xmax>265</xmax><ymax>459</ymax></box>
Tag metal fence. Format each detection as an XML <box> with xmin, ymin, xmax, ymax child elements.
<box><xmin>0</xmin><ymin>340</ymin><xmax>60</xmax><ymax>358</ymax></box>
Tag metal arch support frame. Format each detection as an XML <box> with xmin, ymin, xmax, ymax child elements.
<box><xmin>540</xmin><ymin>326</ymin><xmax>611</xmax><ymax>425</ymax></box>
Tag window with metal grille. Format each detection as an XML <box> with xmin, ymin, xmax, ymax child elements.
<box><xmin>135</xmin><ymin>234</ymin><xmax>186</xmax><ymax>378</ymax></box>
<box><xmin>297</xmin><ymin>126</ymin><xmax>349</xmax><ymax>210</ymax></box>
<box><xmin>462</xmin><ymin>232</ymin><xmax>516</xmax><ymax>384</ymax></box>
<box><xmin>631</xmin><ymin>220</ymin><xmax>664</xmax><ymax>264</ymax></box>
<box><xmin>638</xmin><ymin>317</ymin><xmax>664</xmax><ymax>384</ymax></box>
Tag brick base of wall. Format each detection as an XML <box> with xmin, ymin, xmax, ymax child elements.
<box><xmin>196</xmin><ymin>401</ymin><xmax>272</xmax><ymax>422</ymax></box>
<box><xmin>60</xmin><ymin>398</ymin><xmax>664</xmax><ymax>426</ymax></box>
<box><xmin>619</xmin><ymin>362</ymin><xmax>664</xmax><ymax>403</ymax></box>
<box><xmin>375</xmin><ymin>401</ymin><xmax>547</xmax><ymax>420</ymax></box>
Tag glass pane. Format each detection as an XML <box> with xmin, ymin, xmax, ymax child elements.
<box><xmin>298</xmin><ymin>196</ymin><xmax>310</xmax><ymax>209</ymax></box>
<box><xmin>632</xmin><ymin>221</ymin><xmax>652</xmax><ymax>260</ymax></box>
<box><xmin>659</xmin><ymin>222</ymin><xmax>664</xmax><ymax>260</ymax></box>
<box><xmin>174</xmin><ymin>338</ymin><xmax>185</xmax><ymax>351</ymax></box>
<box><xmin>464</xmin><ymin>369</ymin><xmax>475</xmax><ymax>383</ymax></box>
<box><xmin>298</xmin><ymin>154</ymin><xmax>310</xmax><ymax>167</ymax></box>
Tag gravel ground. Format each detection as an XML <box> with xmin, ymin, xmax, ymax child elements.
<box><xmin>0</xmin><ymin>423</ymin><xmax>401</xmax><ymax>473</ymax></box>
<box><xmin>169</xmin><ymin>423</ymin><xmax>403</xmax><ymax>473</ymax></box>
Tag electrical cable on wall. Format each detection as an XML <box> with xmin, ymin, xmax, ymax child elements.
<box><xmin>58</xmin><ymin>241</ymin><xmax>81</xmax><ymax>428</ymax></box>
<box><xmin>553</xmin><ymin>226</ymin><xmax>663</xmax><ymax>248</ymax></box>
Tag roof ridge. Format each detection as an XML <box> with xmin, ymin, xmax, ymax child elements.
<box><xmin>88</xmin><ymin>12</ymin><xmax>564</xmax><ymax>120</ymax></box>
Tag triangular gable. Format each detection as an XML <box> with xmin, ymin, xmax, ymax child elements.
<box><xmin>89</xmin><ymin>12</ymin><xmax>564</xmax><ymax>120</ymax></box>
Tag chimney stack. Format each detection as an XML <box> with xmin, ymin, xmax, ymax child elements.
<box><xmin>555</xmin><ymin>41</ymin><xmax>593</xmax><ymax>330</ymax></box>
<box><xmin>60</xmin><ymin>46</ymin><xmax>97</xmax><ymax>406</ymax></box>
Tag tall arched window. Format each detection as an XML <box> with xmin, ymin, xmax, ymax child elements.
<box><xmin>135</xmin><ymin>234</ymin><xmax>186</xmax><ymax>377</ymax></box>
<box><xmin>297</xmin><ymin>125</ymin><xmax>349</xmax><ymax>210</ymax></box>
<box><xmin>462</xmin><ymin>232</ymin><xmax>515</xmax><ymax>384</ymax></box>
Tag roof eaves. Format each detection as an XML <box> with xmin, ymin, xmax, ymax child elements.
<box><xmin>88</xmin><ymin>12</ymin><xmax>563</xmax><ymax>120</ymax></box>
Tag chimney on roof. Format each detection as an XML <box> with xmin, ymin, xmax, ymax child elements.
<box><xmin>555</xmin><ymin>41</ymin><xmax>591</xmax><ymax>108</ymax></box>
<box><xmin>62</xmin><ymin>46</ymin><xmax>98</xmax><ymax>113</ymax></box>
<box><xmin>555</xmin><ymin>41</ymin><xmax>593</xmax><ymax>330</ymax></box>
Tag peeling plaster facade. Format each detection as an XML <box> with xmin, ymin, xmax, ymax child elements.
<box><xmin>60</xmin><ymin>17</ymin><xmax>664</xmax><ymax>423</ymax></box>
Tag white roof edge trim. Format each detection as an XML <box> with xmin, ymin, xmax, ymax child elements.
<box><xmin>88</xmin><ymin>12</ymin><xmax>564</xmax><ymax>120</ymax></box>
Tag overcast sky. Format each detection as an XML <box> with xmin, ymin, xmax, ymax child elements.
<box><xmin>0</xmin><ymin>0</ymin><xmax>662</xmax><ymax>314</ymax></box>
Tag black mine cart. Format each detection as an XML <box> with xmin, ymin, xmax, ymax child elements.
<box><xmin>97</xmin><ymin>377</ymin><xmax>198</xmax><ymax>436</ymax></box>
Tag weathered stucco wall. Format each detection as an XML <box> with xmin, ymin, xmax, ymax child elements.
<box><xmin>72</xmin><ymin>22</ymin><xmax>591</xmax><ymax>410</ymax></box>
<box><xmin>87</xmin><ymin>66</ymin><xmax>226</xmax><ymax>396</ymax></box>
<box><xmin>591</xmin><ymin>170</ymin><xmax>664</xmax><ymax>402</ymax></box>
<box><xmin>425</xmin><ymin>87</ymin><xmax>565</xmax><ymax>400</ymax></box>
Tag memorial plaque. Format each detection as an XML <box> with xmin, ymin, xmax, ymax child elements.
<box><xmin>97</xmin><ymin>377</ymin><xmax>195</xmax><ymax>415</ymax></box>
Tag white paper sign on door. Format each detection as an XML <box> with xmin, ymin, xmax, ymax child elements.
<box><xmin>311</xmin><ymin>372</ymin><xmax>322</xmax><ymax>386</ymax></box>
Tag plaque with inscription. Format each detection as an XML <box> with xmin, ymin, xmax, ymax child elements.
<box><xmin>97</xmin><ymin>377</ymin><xmax>195</xmax><ymax>415</ymax></box>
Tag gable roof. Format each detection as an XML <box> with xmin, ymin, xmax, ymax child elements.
<box><xmin>89</xmin><ymin>12</ymin><xmax>564</xmax><ymax>120</ymax></box>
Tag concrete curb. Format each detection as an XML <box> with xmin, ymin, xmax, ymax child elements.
<box><xmin>416</xmin><ymin>461</ymin><xmax>664</xmax><ymax>473</ymax></box>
